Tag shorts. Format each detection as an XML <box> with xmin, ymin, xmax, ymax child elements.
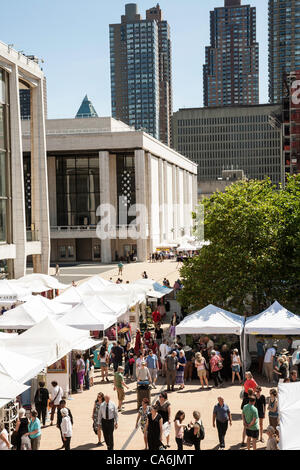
<box><xmin>149</xmin><ymin>369</ymin><xmax>158</xmax><ymax>381</ymax></box>
<box><xmin>100</xmin><ymin>362</ymin><xmax>107</xmax><ymax>368</ymax></box>
<box><xmin>232</xmin><ymin>365</ymin><xmax>240</xmax><ymax>373</ymax></box>
<box><xmin>117</xmin><ymin>388</ymin><xmax>125</xmax><ymax>402</ymax></box>
<box><xmin>246</xmin><ymin>429</ymin><xmax>259</xmax><ymax>439</ymax></box>
<box><xmin>197</xmin><ymin>369</ymin><xmax>207</xmax><ymax>379</ymax></box>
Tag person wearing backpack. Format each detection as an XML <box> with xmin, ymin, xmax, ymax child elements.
<box><xmin>34</xmin><ymin>382</ymin><xmax>49</xmax><ymax>426</ymax></box>
<box><xmin>190</xmin><ymin>410</ymin><xmax>205</xmax><ymax>450</ymax></box>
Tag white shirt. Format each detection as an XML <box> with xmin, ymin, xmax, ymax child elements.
<box><xmin>98</xmin><ymin>401</ymin><xmax>118</xmax><ymax>425</ymax></box>
<box><xmin>0</xmin><ymin>429</ymin><xmax>9</xmax><ymax>450</ymax></box>
<box><xmin>51</xmin><ymin>385</ymin><xmax>64</xmax><ymax>405</ymax></box>
<box><xmin>160</xmin><ymin>343</ymin><xmax>171</xmax><ymax>360</ymax></box>
<box><xmin>264</xmin><ymin>347</ymin><xmax>276</xmax><ymax>363</ymax></box>
<box><xmin>61</xmin><ymin>416</ymin><xmax>72</xmax><ymax>438</ymax></box>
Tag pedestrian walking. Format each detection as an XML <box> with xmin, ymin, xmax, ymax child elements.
<box><xmin>135</xmin><ymin>398</ymin><xmax>151</xmax><ymax>449</ymax></box>
<box><xmin>255</xmin><ymin>386</ymin><xmax>266</xmax><ymax>443</ymax></box>
<box><xmin>49</xmin><ymin>381</ymin><xmax>64</xmax><ymax>425</ymax></box>
<box><xmin>111</xmin><ymin>341</ymin><xmax>124</xmax><ymax>373</ymax></box>
<box><xmin>84</xmin><ymin>353</ymin><xmax>91</xmax><ymax>390</ymax></box>
<box><xmin>14</xmin><ymin>408</ymin><xmax>29</xmax><ymax>450</ymax></box>
<box><xmin>98</xmin><ymin>395</ymin><xmax>118</xmax><ymax>450</ymax></box>
<box><xmin>159</xmin><ymin>339</ymin><xmax>170</xmax><ymax>377</ymax></box>
<box><xmin>183</xmin><ymin>346</ymin><xmax>194</xmax><ymax>382</ymax></box>
<box><xmin>114</xmin><ymin>366</ymin><xmax>129</xmax><ymax>412</ymax></box>
<box><xmin>60</xmin><ymin>408</ymin><xmax>72</xmax><ymax>450</ymax></box>
<box><xmin>155</xmin><ymin>392</ymin><xmax>171</xmax><ymax>448</ymax></box>
<box><xmin>118</xmin><ymin>262</ymin><xmax>124</xmax><ymax>276</ymax></box>
<box><xmin>213</xmin><ymin>397</ymin><xmax>232</xmax><ymax>450</ymax></box>
<box><xmin>89</xmin><ymin>355</ymin><xmax>95</xmax><ymax>387</ymax></box>
<box><xmin>25</xmin><ymin>410</ymin><xmax>42</xmax><ymax>450</ymax></box>
<box><xmin>210</xmin><ymin>350</ymin><xmax>223</xmax><ymax>388</ymax></box>
<box><xmin>34</xmin><ymin>381</ymin><xmax>49</xmax><ymax>426</ymax></box>
<box><xmin>242</xmin><ymin>397</ymin><xmax>259</xmax><ymax>451</ymax></box>
<box><xmin>75</xmin><ymin>354</ymin><xmax>85</xmax><ymax>393</ymax></box>
<box><xmin>231</xmin><ymin>349</ymin><xmax>242</xmax><ymax>384</ymax></box>
<box><xmin>264</xmin><ymin>344</ymin><xmax>277</xmax><ymax>383</ymax></box>
<box><xmin>195</xmin><ymin>352</ymin><xmax>209</xmax><ymax>389</ymax></box>
<box><xmin>92</xmin><ymin>392</ymin><xmax>105</xmax><ymax>446</ymax></box>
<box><xmin>144</xmin><ymin>405</ymin><xmax>163</xmax><ymax>451</ymax></box>
<box><xmin>265</xmin><ymin>425</ymin><xmax>278</xmax><ymax>450</ymax></box>
<box><xmin>268</xmin><ymin>389</ymin><xmax>279</xmax><ymax>436</ymax></box>
<box><xmin>256</xmin><ymin>338</ymin><xmax>265</xmax><ymax>375</ymax></box>
<box><xmin>57</xmin><ymin>400</ymin><xmax>74</xmax><ymax>449</ymax></box>
<box><xmin>136</xmin><ymin>360</ymin><xmax>152</xmax><ymax>386</ymax></box>
<box><xmin>190</xmin><ymin>411</ymin><xmax>204</xmax><ymax>451</ymax></box>
<box><xmin>98</xmin><ymin>343</ymin><xmax>110</xmax><ymax>383</ymax></box>
<box><xmin>176</xmin><ymin>350</ymin><xmax>186</xmax><ymax>389</ymax></box>
<box><xmin>146</xmin><ymin>349</ymin><xmax>158</xmax><ymax>388</ymax></box>
<box><xmin>166</xmin><ymin>350</ymin><xmax>178</xmax><ymax>391</ymax></box>
<box><xmin>174</xmin><ymin>410</ymin><xmax>186</xmax><ymax>451</ymax></box>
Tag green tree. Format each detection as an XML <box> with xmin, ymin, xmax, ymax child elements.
<box><xmin>177</xmin><ymin>176</ymin><xmax>300</xmax><ymax>316</ymax></box>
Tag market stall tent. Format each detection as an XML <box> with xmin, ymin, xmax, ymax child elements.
<box><xmin>0</xmin><ymin>296</ymin><xmax>71</xmax><ymax>330</ymax></box>
<box><xmin>51</xmin><ymin>286</ymin><xmax>86</xmax><ymax>305</ymax></box>
<box><xmin>0</xmin><ymin>347</ymin><xmax>45</xmax><ymax>383</ymax></box>
<box><xmin>0</xmin><ymin>333</ymin><xmax>18</xmax><ymax>340</ymax></box>
<box><xmin>244</xmin><ymin>301</ymin><xmax>300</xmax><ymax>335</ymax></box>
<box><xmin>76</xmin><ymin>276</ymin><xmax>113</xmax><ymax>296</ymax></box>
<box><xmin>58</xmin><ymin>296</ymin><xmax>125</xmax><ymax>330</ymax></box>
<box><xmin>278</xmin><ymin>382</ymin><xmax>300</xmax><ymax>450</ymax></box>
<box><xmin>0</xmin><ymin>280</ymin><xmax>31</xmax><ymax>304</ymax></box>
<box><xmin>0</xmin><ymin>372</ymin><xmax>30</xmax><ymax>410</ymax></box>
<box><xmin>0</xmin><ymin>317</ymin><xmax>100</xmax><ymax>367</ymax></box>
<box><xmin>133</xmin><ymin>279</ymin><xmax>173</xmax><ymax>299</ymax></box>
<box><xmin>13</xmin><ymin>273</ymin><xmax>70</xmax><ymax>292</ymax></box>
<box><xmin>175</xmin><ymin>304</ymin><xmax>244</xmax><ymax>335</ymax></box>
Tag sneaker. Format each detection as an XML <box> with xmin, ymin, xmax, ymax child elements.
<box><xmin>106</xmin><ymin>378</ymin><xmax>109</xmax><ymax>382</ymax></box>
<box><xmin>97</xmin><ymin>442</ymin><xmax>103</xmax><ymax>447</ymax></box>
<box><xmin>240</xmin><ymin>442</ymin><xmax>247</xmax><ymax>447</ymax></box>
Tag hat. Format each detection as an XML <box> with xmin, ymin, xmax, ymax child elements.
<box><xmin>141</xmin><ymin>360</ymin><xmax>146</xmax><ymax>365</ymax></box>
<box><xmin>281</xmin><ymin>349</ymin><xmax>289</xmax><ymax>355</ymax></box>
<box><xmin>61</xmin><ymin>408</ymin><xmax>69</xmax><ymax>417</ymax></box>
<box><xmin>183</xmin><ymin>346</ymin><xmax>192</xmax><ymax>352</ymax></box>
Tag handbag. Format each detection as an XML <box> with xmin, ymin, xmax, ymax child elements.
<box><xmin>50</xmin><ymin>386</ymin><xmax>61</xmax><ymax>407</ymax></box>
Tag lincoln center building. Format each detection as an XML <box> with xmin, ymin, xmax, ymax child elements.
<box><xmin>22</xmin><ymin>117</ymin><xmax>198</xmax><ymax>264</ymax></box>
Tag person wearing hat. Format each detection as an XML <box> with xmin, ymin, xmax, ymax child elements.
<box><xmin>264</xmin><ymin>344</ymin><xmax>277</xmax><ymax>383</ymax></box>
<box><xmin>60</xmin><ymin>408</ymin><xmax>72</xmax><ymax>450</ymax></box>
<box><xmin>114</xmin><ymin>366</ymin><xmax>129</xmax><ymax>412</ymax></box>
<box><xmin>265</xmin><ymin>426</ymin><xmax>278</xmax><ymax>450</ymax></box>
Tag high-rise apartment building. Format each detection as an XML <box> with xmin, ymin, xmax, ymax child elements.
<box><xmin>282</xmin><ymin>71</ymin><xmax>300</xmax><ymax>176</ymax></box>
<box><xmin>269</xmin><ymin>0</ymin><xmax>300</xmax><ymax>104</ymax></box>
<box><xmin>109</xmin><ymin>3</ymin><xmax>172</xmax><ymax>145</ymax></box>
<box><xmin>203</xmin><ymin>0</ymin><xmax>259</xmax><ymax>107</ymax></box>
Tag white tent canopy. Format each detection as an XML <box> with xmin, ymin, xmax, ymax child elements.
<box><xmin>132</xmin><ymin>279</ymin><xmax>173</xmax><ymax>299</ymax></box>
<box><xmin>52</xmin><ymin>286</ymin><xmax>86</xmax><ymax>305</ymax></box>
<box><xmin>0</xmin><ymin>332</ymin><xmax>18</xmax><ymax>340</ymax></box>
<box><xmin>176</xmin><ymin>304</ymin><xmax>245</xmax><ymax>336</ymax></box>
<box><xmin>0</xmin><ymin>317</ymin><xmax>100</xmax><ymax>367</ymax></box>
<box><xmin>0</xmin><ymin>372</ymin><xmax>30</xmax><ymax>410</ymax></box>
<box><xmin>13</xmin><ymin>273</ymin><xmax>70</xmax><ymax>293</ymax></box>
<box><xmin>279</xmin><ymin>382</ymin><xmax>300</xmax><ymax>450</ymax></box>
<box><xmin>76</xmin><ymin>276</ymin><xmax>112</xmax><ymax>296</ymax></box>
<box><xmin>244</xmin><ymin>301</ymin><xmax>300</xmax><ymax>335</ymax></box>
<box><xmin>0</xmin><ymin>280</ymin><xmax>31</xmax><ymax>304</ymax></box>
<box><xmin>58</xmin><ymin>296</ymin><xmax>125</xmax><ymax>330</ymax></box>
<box><xmin>0</xmin><ymin>296</ymin><xmax>71</xmax><ymax>330</ymax></box>
<box><xmin>0</xmin><ymin>346</ymin><xmax>45</xmax><ymax>383</ymax></box>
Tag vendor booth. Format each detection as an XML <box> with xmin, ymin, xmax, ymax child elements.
<box><xmin>0</xmin><ymin>280</ymin><xmax>31</xmax><ymax>305</ymax></box>
<box><xmin>244</xmin><ymin>301</ymin><xmax>300</xmax><ymax>369</ymax></box>
<box><xmin>278</xmin><ymin>382</ymin><xmax>300</xmax><ymax>450</ymax></box>
<box><xmin>175</xmin><ymin>304</ymin><xmax>245</xmax><ymax>367</ymax></box>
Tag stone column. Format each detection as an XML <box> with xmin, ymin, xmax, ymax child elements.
<box><xmin>158</xmin><ymin>158</ymin><xmax>165</xmax><ymax>245</ymax></box>
<box><xmin>47</xmin><ymin>157</ymin><xmax>57</xmax><ymax>227</ymax></box>
<box><xmin>163</xmin><ymin>160</ymin><xmax>168</xmax><ymax>242</ymax></box>
<box><xmin>135</xmin><ymin>149</ymin><xmax>148</xmax><ymax>261</ymax></box>
<box><xmin>9</xmin><ymin>64</ymin><xmax>26</xmax><ymax>278</ymax></box>
<box><xmin>31</xmin><ymin>78</ymin><xmax>50</xmax><ymax>274</ymax></box>
<box><xmin>193</xmin><ymin>174</ymin><xmax>198</xmax><ymax>210</ymax></box>
<box><xmin>146</xmin><ymin>152</ymin><xmax>153</xmax><ymax>255</ymax></box>
<box><xmin>109</xmin><ymin>154</ymin><xmax>117</xmax><ymax>261</ymax></box>
<box><xmin>99</xmin><ymin>151</ymin><xmax>112</xmax><ymax>263</ymax></box>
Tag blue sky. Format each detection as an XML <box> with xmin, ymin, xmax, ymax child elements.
<box><xmin>0</xmin><ymin>0</ymin><xmax>269</xmax><ymax>119</ymax></box>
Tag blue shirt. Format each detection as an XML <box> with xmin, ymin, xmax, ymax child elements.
<box><xmin>257</xmin><ymin>342</ymin><xmax>265</xmax><ymax>357</ymax></box>
<box><xmin>213</xmin><ymin>403</ymin><xmax>230</xmax><ymax>423</ymax></box>
<box><xmin>178</xmin><ymin>356</ymin><xmax>186</xmax><ymax>372</ymax></box>
<box><xmin>28</xmin><ymin>418</ymin><xmax>41</xmax><ymax>439</ymax></box>
<box><xmin>146</xmin><ymin>354</ymin><xmax>158</xmax><ymax>369</ymax></box>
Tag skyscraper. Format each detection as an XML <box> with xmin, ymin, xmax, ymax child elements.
<box><xmin>109</xmin><ymin>3</ymin><xmax>172</xmax><ymax>144</ymax></box>
<box><xmin>203</xmin><ymin>0</ymin><xmax>259</xmax><ymax>107</ymax></box>
<box><xmin>75</xmin><ymin>95</ymin><xmax>98</xmax><ymax>118</ymax></box>
<box><xmin>268</xmin><ymin>0</ymin><xmax>300</xmax><ymax>104</ymax></box>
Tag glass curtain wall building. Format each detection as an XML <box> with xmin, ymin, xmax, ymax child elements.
<box><xmin>269</xmin><ymin>0</ymin><xmax>300</xmax><ymax>104</ymax></box>
<box><xmin>203</xmin><ymin>0</ymin><xmax>259</xmax><ymax>107</ymax></box>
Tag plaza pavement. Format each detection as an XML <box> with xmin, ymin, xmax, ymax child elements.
<box><xmin>37</xmin><ymin>259</ymin><xmax>273</xmax><ymax>451</ymax></box>
<box><xmin>39</xmin><ymin>366</ymin><xmax>273</xmax><ymax>451</ymax></box>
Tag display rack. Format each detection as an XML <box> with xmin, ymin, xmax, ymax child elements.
<box><xmin>2</xmin><ymin>401</ymin><xmax>19</xmax><ymax>442</ymax></box>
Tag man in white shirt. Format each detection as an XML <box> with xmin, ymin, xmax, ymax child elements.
<box><xmin>159</xmin><ymin>339</ymin><xmax>171</xmax><ymax>377</ymax></box>
<box><xmin>264</xmin><ymin>345</ymin><xmax>277</xmax><ymax>383</ymax></box>
<box><xmin>60</xmin><ymin>408</ymin><xmax>72</xmax><ymax>450</ymax></box>
<box><xmin>98</xmin><ymin>395</ymin><xmax>118</xmax><ymax>450</ymax></box>
<box><xmin>50</xmin><ymin>381</ymin><xmax>64</xmax><ymax>425</ymax></box>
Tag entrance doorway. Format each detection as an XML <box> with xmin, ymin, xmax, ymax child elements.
<box><xmin>76</xmin><ymin>239</ymin><xmax>92</xmax><ymax>261</ymax></box>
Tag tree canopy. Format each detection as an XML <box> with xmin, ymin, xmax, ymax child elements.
<box><xmin>177</xmin><ymin>175</ymin><xmax>300</xmax><ymax>316</ymax></box>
